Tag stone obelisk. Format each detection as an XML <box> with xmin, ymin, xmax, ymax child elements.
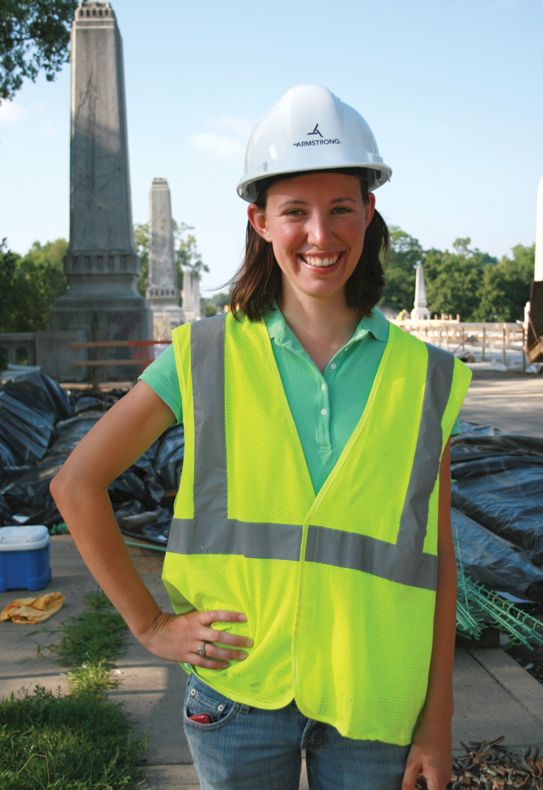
<box><xmin>182</xmin><ymin>269</ymin><xmax>202</xmax><ymax>323</ymax></box>
<box><xmin>147</xmin><ymin>178</ymin><xmax>185</xmax><ymax>338</ymax></box>
<box><xmin>410</xmin><ymin>263</ymin><xmax>430</xmax><ymax>322</ymax></box>
<box><xmin>50</xmin><ymin>1</ymin><xmax>152</xmax><ymax>348</ymax></box>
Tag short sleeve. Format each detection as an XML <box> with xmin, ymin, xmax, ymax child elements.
<box><xmin>138</xmin><ymin>344</ymin><xmax>182</xmax><ymax>423</ymax></box>
<box><xmin>450</xmin><ymin>415</ymin><xmax>460</xmax><ymax>437</ymax></box>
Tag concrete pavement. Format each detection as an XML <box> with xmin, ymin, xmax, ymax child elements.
<box><xmin>460</xmin><ymin>366</ymin><xmax>543</xmax><ymax>436</ymax></box>
<box><xmin>2</xmin><ymin>536</ymin><xmax>543</xmax><ymax>789</ymax></box>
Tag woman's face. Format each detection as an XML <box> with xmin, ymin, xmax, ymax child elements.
<box><xmin>248</xmin><ymin>171</ymin><xmax>375</xmax><ymax>305</ymax></box>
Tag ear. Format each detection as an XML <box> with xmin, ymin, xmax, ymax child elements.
<box><xmin>248</xmin><ymin>204</ymin><xmax>272</xmax><ymax>243</ymax></box>
<box><xmin>364</xmin><ymin>193</ymin><xmax>376</xmax><ymax>229</ymax></box>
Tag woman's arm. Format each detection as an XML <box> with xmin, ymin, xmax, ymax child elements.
<box><xmin>50</xmin><ymin>380</ymin><xmax>252</xmax><ymax>668</ymax></box>
<box><xmin>402</xmin><ymin>439</ymin><xmax>457</xmax><ymax>790</ymax></box>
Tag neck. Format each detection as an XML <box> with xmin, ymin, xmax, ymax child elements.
<box><xmin>277</xmin><ymin>287</ymin><xmax>361</xmax><ymax>372</ymax></box>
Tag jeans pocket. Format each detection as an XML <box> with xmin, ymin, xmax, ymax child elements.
<box><xmin>184</xmin><ymin>672</ymin><xmax>240</xmax><ymax>731</ymax></box>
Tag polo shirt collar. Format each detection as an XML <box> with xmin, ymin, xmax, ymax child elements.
<box><xmin>265</xmin><ymin>304</ymin><xmax>389</xmax><ymax>348</ymax></box>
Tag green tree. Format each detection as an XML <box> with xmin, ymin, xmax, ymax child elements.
<box><xmin>134</xmin><ymin>222</ymin><xmax>149</xmax><ymax>297</ymax></box>
<box><xmin>0</xmin><ymin>0</ymin><xmax>78</xmax><ymax>103</ymax></box>
<box><xmin>380</xmin><ymin>226</ymin><xmax>423</xmax><ymax>313</ymax></box>
<box><xmin>423</xmin><ymin>238</ymin><xmax>497</xmax><ymax>321</ymax></box>
<box><xmin>135</xmin><ymin>220</ymin><xmax>208</xmax><ymax>298</ymax></box>
<box><xmin>0</xmin><ymin>237</ymin><xmax>68</xmax><ymax>332</ymax></box>
<box><xmin>473</xmin><ymin>244</ymin><xmax>534</xmax><ymax>322</ymax></box>
<box><xmin>203</xmin><ymin>291</ymin><xmax>230</xmax><ymax>317</ymax></box>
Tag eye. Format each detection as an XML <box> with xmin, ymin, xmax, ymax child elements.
<box><xmin>331</xmin><ymin>206</ymin><xmax>352</xmax><ymax>214</ymax></box>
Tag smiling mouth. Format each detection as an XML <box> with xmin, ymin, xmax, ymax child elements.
<box><xmin>301</xmin><ymin>253</ymin><xmax>341</xmax><ymax>268</ymax></box>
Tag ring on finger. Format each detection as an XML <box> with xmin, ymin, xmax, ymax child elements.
<box><xmin>196</xmin><ymin>642</ymin><xmax>209</xmax><ymax>658</ymax></box>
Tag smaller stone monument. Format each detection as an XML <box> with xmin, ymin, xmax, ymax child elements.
<box><xmin>410</xmin><ymin>264</ymin><xmax>431</xmax><ymax>322</ymax></box>
<box><xmin>146</xmin><ymin>178</ymin><xmax>184</xmax><ymax>338</ymax></box>
<box><xmin>182</xmin><ymin>269</ymin><xmax>202</xmax><ymax>323</ymax></box>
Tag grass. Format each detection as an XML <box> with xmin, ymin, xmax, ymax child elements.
<box><xmin>45</xmin><ymin>590</ymin><xmax>128</xmax><ymax>671</ymax></box>
<box><xmin>0</xmin><ymin>591</ymin><xmax>147</xmax><ymax>789</ymax></box>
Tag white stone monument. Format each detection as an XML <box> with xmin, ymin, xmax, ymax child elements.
<box><xmin>146</xmin><ymin>178</ymin><xmax>184</xmax><ymax>338</ymax></box>
<box><xmin>410</xmin><ymin>263</ymin><xmax>431</xmax><ymax>322</ymax></box>
<box><xmin>50</xmin><ymin>1</ymin><xmax>152</xmax><ymax>351</ymax></box>
<box><xmin>534</xmin><ymin>175</ymin><xmax>543</xmax><ymax>282</ymax></box>
<box><xmin>182</xmin><ymin>269</ymin><xmax>202</xmax><ymax>323</ymax></box>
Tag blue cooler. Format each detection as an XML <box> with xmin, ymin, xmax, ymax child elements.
<box><xmin>0</xmin><ymin>526</ymin><xmax>51</xmax><ymax>592</ymax></box>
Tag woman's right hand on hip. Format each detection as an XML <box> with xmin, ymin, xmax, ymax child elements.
<box><xmin>139</xmin><ymin>609</ymin><xmax>253</xmax><ymax>669</ymax></box>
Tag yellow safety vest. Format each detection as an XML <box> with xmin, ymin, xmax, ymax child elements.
<box><xmin>162</xmin><ymin>312</ymin><xmax>471</xmax><ymax>744</ymax></box>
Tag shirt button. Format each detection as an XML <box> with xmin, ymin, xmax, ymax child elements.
<box><xmin>321</xmin><ymin>408</ymin><xmax>327</xmax><ymax>416</ymax></box>
<box><xmin>330</xmin><ymin>363</ymin><xmax>337</xmax><ymax>370</ymax></box>
<box><xmin>321</xmin><ymin>383</ymin><xmax>326</xmax><ymax>391</ymax></box>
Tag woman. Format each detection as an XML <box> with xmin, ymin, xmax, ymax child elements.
<box><xmin>51</xmin><ymin>85</ymin><xmax>471</xmax><ymax>790</ymax></box>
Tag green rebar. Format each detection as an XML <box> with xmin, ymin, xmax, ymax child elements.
<box><xmin>453</xmin><ymin>519</ymin><xmax>543</xmax><ymax>648</ymax></box>
<box><xmin>124</xmin><ymin>540</ymin><xmax>167</xmax><ymax>553</ymax></box>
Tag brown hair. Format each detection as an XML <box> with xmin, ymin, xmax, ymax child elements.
<box><xmin>229</xmin><ymin>170</ymin><xmax>389</xmax><ymax>322</ymax></box>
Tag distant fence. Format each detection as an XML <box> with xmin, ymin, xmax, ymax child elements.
<box><xmin>392</xmin><ymin>319</ymin><xmax>527</xmax><ymax>370</ymax></box>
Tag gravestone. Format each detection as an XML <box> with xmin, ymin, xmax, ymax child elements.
<box><xmin>410</xmin><ymin>263</ymin><xmax>430</xmax><ymax>322</ymax></box>
<box><xmin>50</xmin><ymin>1</ymin><xmax>152</xmax><ymax>356</ymax></box>
<box><xmin>182</xmin><ymin>270</ymin><xmax>201</xmax><ymax>323</ymax></box>
<box><xmin>146</xmin><ymin>178</ymin><xmax>185</xmax><ymax>339</ymax></box>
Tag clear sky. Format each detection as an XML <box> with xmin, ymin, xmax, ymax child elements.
<box><xmin>0</xmin><ymin>0</ymin><xmax>542</xmax><ymax>293</ymax></box>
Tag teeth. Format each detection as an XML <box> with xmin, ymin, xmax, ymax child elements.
<box><xmin>304</xmin><ymin>254</ymin><xmax>340</xmax><ymax>267</ymax></box>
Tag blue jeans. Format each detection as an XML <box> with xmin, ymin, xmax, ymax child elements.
<box><xmin>183</xmin><ymin>672</ymin><xmax>410</xmax><ymax>790</ymax></box>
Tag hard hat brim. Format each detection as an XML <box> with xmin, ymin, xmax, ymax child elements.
<box><xmin>237</xmin><ymin>162</ymin><xmax>392</xmax><ymax>203</ymax></box>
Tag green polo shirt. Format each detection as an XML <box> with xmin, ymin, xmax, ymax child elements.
<box><xmin>140</xmin><ymin>307</ymin><xmax>459</xmax><ymax>494</ymax></box>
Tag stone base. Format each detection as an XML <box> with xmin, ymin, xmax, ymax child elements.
<box><xmin>50</xmin><ymin>293</ymin><xmax>153</xmax><ymax>380</ymax></box>
<box><xmin>150</xmin><ymin>306</ymin><xmax>186</xmax><ymax>340</ymax></box>
<box><xmin>36</xmin><ymin>330</ymin><xmax>89</xmax><ymax>381</ymax></box>
<box><xmin>410</xmin><ymin>308</ymin><xmax>431</xmax><ymax>322</ymax></box>
<box><xmin>50</xmin><ymin>293</ymin><xmax>153</xmax><ymax>342</ymax></box>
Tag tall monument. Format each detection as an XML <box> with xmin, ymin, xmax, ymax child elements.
<box><xmin>146</xmin><ymin>178</ymin><xmax>184</xmax><ymax>338</ymax></box>
<box><xmin>410</xmin><ymin>263</ymin><xmax>430</xmax><ymax>322</ymax></box>
<box><xmin>182</xmin><ymin>269</ymin><xmax>202</xmax><ymax>323</ymax></box>
<box><xmin>50</xmin><ymin>1</ymin><xmax>152</xmax><ymax>346</ymax></box>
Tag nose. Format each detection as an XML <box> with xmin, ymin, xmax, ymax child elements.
<box><xmin>306</xmin><ymin>210</ymin><xmax>335</xmax><ymax>247</ymax></box>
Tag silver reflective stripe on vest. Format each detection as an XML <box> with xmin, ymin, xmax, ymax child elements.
<box><xmin>167</xmin><ymin>321</ymin><xmax>453</xmax><ymax>591</ymax></box>
<box><xmin>191</xmin><ymin>314</ymin><xmax>228</xmax><ymax>522</ymax></box>
<box><xmin>168</xmin><ymin>517</ymin><xmax>302</xmax><ymax>561</ymax></box>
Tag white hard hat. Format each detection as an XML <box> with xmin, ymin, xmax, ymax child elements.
<box><xmin>237</xmin><ymin>85</ymin><xmax>392</xmax><ymax>203</ymax></box>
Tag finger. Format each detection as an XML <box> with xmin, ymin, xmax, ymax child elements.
<box><xmin>202</xmin><ymin>643</ymin><xmax>248</xmax><ymax>662</ymax></box>
<box><xmin>402</xmin><ymin>758</ymin><xmax>422</xmax><ymax>790</ymax></box>
<box><xmin>198</xmin><ymin>610</ymin><xmax>247</xmax><ymax>625</ymax></box>
<box><xmin>424</xmin><ymin>769</ymin><xmax>449</xmax><ymax>790</ymax></box>
<box><xmin>191</xmin><ymin>656</ymin><xmax>229</xmax><ymax>671</ymax></box>
<box><xmin>204</xmin><ymin>627</ymin><xmax>254</xmax><ymax>648</ymax></box>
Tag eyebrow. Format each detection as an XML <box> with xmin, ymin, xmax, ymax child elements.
<box><xmin>278</xmin><ymin>196</ymin><xmax>358</xmax><ymax>209</ymax></box>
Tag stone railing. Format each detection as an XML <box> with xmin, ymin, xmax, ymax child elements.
<box><xmin>0</xmin><ymin>333</ymin><xmax>38</xmax><ymax>367</ymax></box>
<box><xmin>392</xmin><ymin>320</ymin><xmax>527</xmax><ymax>368</ymax></box>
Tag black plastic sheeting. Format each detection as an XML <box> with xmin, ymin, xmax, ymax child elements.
<box><xmin>452</xmin><ymin>508</ymin><xmax>543</xmax><ymax>601</ymax></box>
<box><xmin>451</xmin><ymin>426</ymin><xmax>543</xmax><ymax>569</ymax></box>
<box><xmin>153</xmin><ymin>424</ymin><xmax>185</xmax><ymax>491</ymax></box>
<box><xmin>0</xmin><ymin>371</ymin><xmax>184</xmax><ymax>542</ymax></box>
<box><xmin>0</xmin><ymin>372</ymin><xmax>73</xmax><ymax>469</ymax></box>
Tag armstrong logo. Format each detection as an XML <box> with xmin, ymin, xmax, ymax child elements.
<box><xmin>292</xmin><ymin>122</ymin><xmax>341</xmax><ymax>148</ymax></box>
<box><xmin>307</xmin><ymin>123</ymin><xmax>323</xmax><ymax>138</ymax></box>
